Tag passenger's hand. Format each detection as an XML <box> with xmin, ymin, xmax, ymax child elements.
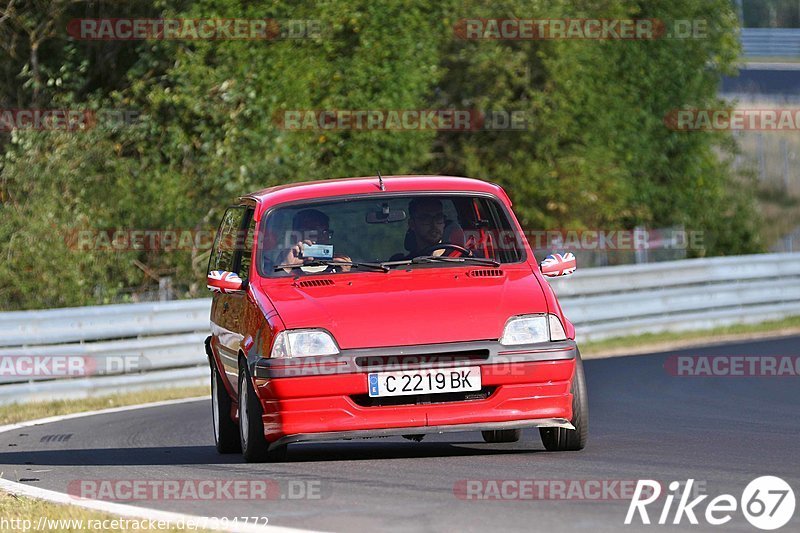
<box><xmin>282</xmin><ymin>240</ymin><xmax>312</xmax><ymax>271</ymax></box>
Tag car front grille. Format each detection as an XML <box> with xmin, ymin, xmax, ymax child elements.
<box><xmin>350</xmin><ymin>386</ymin><xmax>496</xmax><ymax>407</ymax></box>
<box><xmin>354</xmin><ymin>350</ymin><xmax>490</xmax><ymax>370</ymax></box>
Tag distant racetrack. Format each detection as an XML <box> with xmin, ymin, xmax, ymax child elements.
<box><xmin>722</xmin><ymin>64</ymin><xmax>800</xmax><ymax>96</ymax></box>
<box><xmin>1</xmin><ymin>336</ymin><xmax>798</xmax><ymax>532</ymax></box>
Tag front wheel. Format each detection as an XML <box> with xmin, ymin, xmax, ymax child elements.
<box><xmin>211</xmin><ymin>363</ymin><xmax>240</xmax><ymax>454</ymax></box>
<box><xmin>540</xmin><ymin>352</ymin><xmax>588</xmax><ymax>451</ymax></box>
<box><xmin>238</xmin><ymin>364</ymin><xmax>287</xmax><ymax>463</ymax></box>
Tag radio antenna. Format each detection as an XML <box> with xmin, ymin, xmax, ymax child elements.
<box><xmin>378</xmin><ymin>172</ymin><xmax>385</xmax><ymax>191</ymax></box>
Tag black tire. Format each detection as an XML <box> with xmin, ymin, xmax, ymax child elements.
<box><xmin>540</xmin><ymin>351</ymin><xmax>588</xmax><ymax>451</ymax></box>
<box><xmin>481</xmin><ymin>429</ymin><xmax>522</xmax><ymax>443</ymax></box>
<box><xmin>211</xmin><ymin>362</ymin><xmax>241</xmax><ymax>453</ymax></box>
<box><xmin>238</xmin><ymin>364</ymin><xmax>287</xmax><ymax>463</ymax></box>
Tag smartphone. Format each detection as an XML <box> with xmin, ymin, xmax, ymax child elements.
<box><xmin>302</xmin><ymin>244</ymin><xmax>334</xmax><ymax>259</ymax></box>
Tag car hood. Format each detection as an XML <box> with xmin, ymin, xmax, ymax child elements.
<box><xmin>260</xmin><ymin>267</ymin><xmax>548</xmax><ymax>349</ymax></box>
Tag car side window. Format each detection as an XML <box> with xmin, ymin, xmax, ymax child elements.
<box><xmin>238</xmin><ymin>209</ymin><xmax>256</xmax><ymax>279</ymax></box>
<box><xmin>209</xmin><ymin>206</ymin><xmax>246</xmax><ymax>274</ymax></box>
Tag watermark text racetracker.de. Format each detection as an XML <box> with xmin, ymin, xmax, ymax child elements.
<box><xmin>453</xmin><ymin>18</ymin><xmax>708</xmax><ymax>40</ymax></box>
<box><xmin>274</xmin><ymin>109</ymin><xmax>529</xmax><ymax>131</ymax></box>
<box><xmin>68</xmin><ymin>478</ymin><xmax>327</xmax><ymax>501</ymax></box>
<box><xmin>67</xmin><ymin>18</ymin><xmax>324</xmax><ymax>40</ymax></box>
<box><xmin>0</xmin><ymin>355</ymin><xmax>144</xmax><ymax>378</ymax></box>
<box><xmin>0</xmin><ymin>109</ymin><xmax>140</xmax><ymax>132</ymax></box>
<box><xmin>454</xmin><ymin>479</ymin><xmax>663</xmax><ymax>501</ymax></box>
<box><xmin>65</xmin><ymin>227</ymin><xmax>705</xmax><ymax>253</ymax></box>
<box><xmin>665</xmin><ymin>108</ymin><xmax>800</xmax><ymax>131</ymax></box>
<box><xmin>65</xmin><ymin>228</ymin><xmax>216</xmax><ymax>252</ymax></box>
<box><xmin>665</xmin><ymin>356</ymin><xmax>800</xmax><ymax>377</ymax></box>
<box><xmin>0</xmin><ymin>516</ymin><xmax>268</xmax><ymax>531</ymax></box>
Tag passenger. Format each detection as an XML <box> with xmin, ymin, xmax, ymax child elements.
<box><xmin>275</xmin><ymin>209</ymin><xmax>351</xmax><ymax>273</ymax></box>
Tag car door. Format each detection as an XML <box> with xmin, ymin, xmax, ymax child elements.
<box><xmin>209</xmin><ymin>204</ymin><xmax>255</xmax><ymax>392</ymax></box>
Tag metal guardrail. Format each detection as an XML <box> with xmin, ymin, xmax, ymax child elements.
<box><xmin>0</xmin><ymin>299</ymin><xmax>211</xmax><ymax>347</ymax></box>
<box><xmin>1</xmin><ymin>253</ymin><xmax>799</xmax><ymax>403</ymax></box>
<box><xmin>0</xmin><ymin>300</ymin><xmax>213</xmax><ymax>402</ymax></box>
<box><xmin>741</xmin><ymin>28</ymin><xmax>800</xmax><ymax>58</ymax></box>
<box><xmin>549</xmin><ymin>253</ymin><xmax>800</xmax><ymax>340</ymax></box>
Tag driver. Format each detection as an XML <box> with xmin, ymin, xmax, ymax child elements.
<box><xmin>276</xmin><ymin>209</ymin><xmax>351</xmax><ymax>273</ymax></box>
<box><xmin>389</xmin><ymin>198</ymin><xmax>466</xmax><ymax>261</ymax></box>
<box><xmin>407</xmin><ymin>198</ymin><xmax>446</xmax><ymax>257</ymax></box>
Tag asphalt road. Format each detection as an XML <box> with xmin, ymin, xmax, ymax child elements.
<box><xmin>722</xmin><ymin>65</ymin><xmax>800</xmax><ymax>96</ymax></box>
<box><xmin>1</xmin><ymin>336</ymin><xmax>799</xmax><ymax>532</ymax></box>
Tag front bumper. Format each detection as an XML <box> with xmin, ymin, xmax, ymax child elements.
<box><xmin>268</xmin><ymin>418</ymin><xmax>574</xmax><ymax>450</ymax></box>
<box><xmin>251</xmin><ymin>340</ymin><xmax>578</xmax><ymax>446</ymax></box>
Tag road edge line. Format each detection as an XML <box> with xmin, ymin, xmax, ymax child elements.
<box><xmin>0</xmin><ymin>396</ymin><xmax>321</xmax><ymax>533</ymax></box>
<box><xmin>0</xmin><ymin>396</ymin><xmax>209</xmax><ymax>435</ymax></box>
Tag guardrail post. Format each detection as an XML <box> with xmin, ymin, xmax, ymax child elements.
<box><xmin>159</xmin><ymin>277</ymin><xmax>174</xmax><ymax>302</ymax></box>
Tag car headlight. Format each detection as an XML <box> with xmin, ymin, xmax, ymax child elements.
<box><xmin>270</xmin><ymin>329</ymin><xmax>340</xmax><ymax>358</ymax></box>
<box><xmin>500</xmin><ymin>314</ymin><xmax>567</xmax><ymax>345</ymax></box>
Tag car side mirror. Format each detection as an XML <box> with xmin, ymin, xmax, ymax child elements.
<box><xmin>207</xmin><ymin>270</ymin><xmax>246</xmax><ymax>293</ymax></box>
<box><xmin>539</xmin><ymin>252</ymin><xmax>576</xmax><ymax>278</ymax></box>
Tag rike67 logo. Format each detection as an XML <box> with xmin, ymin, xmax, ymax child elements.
<box><xmin>626</xmin><ymin>477</ymin><xmax>795</xmax><ymax>530</ymax></box>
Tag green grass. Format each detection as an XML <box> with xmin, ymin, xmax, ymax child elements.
<box><xmin>581</xmin><ymin>315</ymin><xmax>800</xmax><ymax>356</ymax></box>
<box><xmin>0</xmin><ymin>492</ymin><xmax>212</xmax><ymax>532</ymax></box>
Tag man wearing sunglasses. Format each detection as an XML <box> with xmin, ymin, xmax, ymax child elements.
<box><xmin>391</xmin><ymin>197</ymin><xmax>466</xmax><ymax>261</ymax></box>
<box><xmin>407</xmin><ymin>198</ymin><xmax>447</xmax><ymax>256</ymax></box>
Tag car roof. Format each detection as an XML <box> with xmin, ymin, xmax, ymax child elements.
<box><xmin>241</xmin><ymin>175</ymin><xmax>510</xmax><ymax>208</ymax></box>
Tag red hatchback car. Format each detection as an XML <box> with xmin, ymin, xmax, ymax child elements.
<box><xmin>205</xmin><ymin>175</ymin><xmax>587</xmax><ymax>462</ymax></box>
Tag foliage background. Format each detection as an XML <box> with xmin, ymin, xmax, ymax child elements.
<box><xmin>0</xmin><ymin>0</ymin><xmax>760</xmax><ymax>310</ymax></box>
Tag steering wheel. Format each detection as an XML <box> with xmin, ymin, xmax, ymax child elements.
<box><xmin>417</xmin><ymin>243</ymin><xmax>472</xmax><ymax>257</ymax></box>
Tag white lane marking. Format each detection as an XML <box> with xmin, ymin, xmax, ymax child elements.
<box><xmin>0</xmin><ymin>477</ymin><xmax>310</xmax><ymax>533</ymax></box>
<box><xmin>0</xmin><ymin>397</ymin><xmax>322</xmax><ymax>533</ymax></box>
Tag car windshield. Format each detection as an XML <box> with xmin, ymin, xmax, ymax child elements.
<box><xmin>258</xmin><ymin>194</ymin><xmax>525</xmax><ymax>277</ymax></box>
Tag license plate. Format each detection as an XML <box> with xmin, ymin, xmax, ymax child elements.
<box><xmin>367</xmin><ymin>366</ymin><xmax>481</xmax><ymax>398</ymax></box>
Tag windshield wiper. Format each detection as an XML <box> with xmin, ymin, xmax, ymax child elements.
<box><xmin>274</xmin><ymin>259</ymin><xmax>389</xmax><ymax>272</ymax></box>
<box><xmin>382</xmin><ymin>255</ymin><xmax>501</xmax><ymax>268</ymax></box>
<box><xmin>413</xmin><ymin>255</ymin><xmax>501</xmax><ymax>266</ymax></box>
